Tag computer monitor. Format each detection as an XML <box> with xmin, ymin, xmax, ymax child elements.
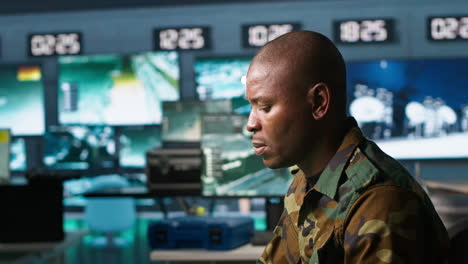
<box><xmin>161</xmin><ymin>99</ymin><xmax>233</xmax><ymax>147</ymax></box>
<box><xmin>43</xmin><ymin>126</ymin><xmax>116</xmax><ymax>171</ymax></box>
<box><xmin>194</xmin><ymin>56</ymin><xmax>252</xmax><ymax>114</ymax></box>
<box><xmin>10</xmin><ymin>137</ymin><xmax>27</xmax><ymax>172</ymax></box>
<box><xmin>58</xmin><ymin>51</ymin><xmax>180</xmax><ymax>125</ymax></box>
<box><xmin>200</xmin><ymin>113</ymin><xmax>292</xmax><ymax>197</ymax></box>
<box><xmin>347</xmin><ymin>58</ymin><xmax>468</xmax><ymax>160</ymax></box>
<box><xmin>0</xmin><ymin>129</ymin><xmax>10</xmax><ymax>183</ymax></box>
<box><xmin>0</xmin><ymin>64</ymin><xmax>45</xmax><ymax>135</ymax></box>
<box><xmin>118</xmin><ymin>125</ymin><xmax>162</xmax><ymax>168</ymax></box>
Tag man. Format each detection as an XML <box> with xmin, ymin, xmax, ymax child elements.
<box><xmin>246</xmin><ymin>30</ymin><xmax>449</xmax><ymax>263</ymax></box>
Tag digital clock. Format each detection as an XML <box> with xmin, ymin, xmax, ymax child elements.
<box><xmin>242</xmin><ymin>23</ymin><xmax>301</xmax><ymax>48</ymax></box>
<box><xmin>28</xmin><ymin>32</ymin><xmax>82</xmax><ymax>57</ymax></box>
<box><xmin>428</xmin><ymin>16</ymin><xmax>468</xmax><ymax>41</ymax></box>
<box><xmin>334</xmin><ymin>19</ymin><xmax>394</xmax><ymax>44</ymax></box>
<box><xmin>154</xmin><ymin>27</ymin><xmax>211</xmax><ymax>51</ymax></box>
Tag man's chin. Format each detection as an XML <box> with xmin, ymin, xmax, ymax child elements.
<box><xmin>262</xmin><ymin>157</ymin><xmax>284</xmax><ymax>169</ymax></box>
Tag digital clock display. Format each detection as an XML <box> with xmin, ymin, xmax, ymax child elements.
<box><xmin>154</xmin><ymin>27</ymin><xmax>211</xmax><ymax>51</ymax></box>
<box><xmin>28</xmin><ymin>32</ymin><xmax>82</xmax><ymax>57</ymax></box>
<box><xmin>428</xmin><ymin>16</ymin><xmax>468</xmax><ymax>41</ymax></box>
<box><xmin>334</xmin><ymin>19</ymin><xmax>394</xmax><ymax>44</ymax></box>
<box><xmin>242</xmin><ymin>23</ymin><xmax>301</xmax><ymax>48</ymax></box>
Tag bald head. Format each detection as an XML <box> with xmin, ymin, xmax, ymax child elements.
<box><xmin>245</xmin><ymin>31</ymin><xmax>348</xmax><ymax>174</ymax></box>
<box><xmin>249</xmin><ymin>30</ymin><xmax>347</xmax><ymax>119</ymax></box>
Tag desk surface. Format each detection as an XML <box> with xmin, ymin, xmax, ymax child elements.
<box><xmin>83</xmin><ymin>186</ymin><xmax>150</xmax><ymax>197</ymax></box>
<box><xmin>0</xmin><ymin>231</ymin><xmax>86</xmax><ymax>264</ymax></box>
<box><xmin>0</xmin><ymin>230</ymin><xmax>86</xmax><ymax>252</ymax></box>
<box><xmin>150</xmin><ymin>244</ymin><xmax>264</xmax><ymax>261</ymax></box>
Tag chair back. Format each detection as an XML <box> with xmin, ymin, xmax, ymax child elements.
<box><xmin>84</xmin><ymin>175</ymin><xmax>136</xmax><ymax>233</ymax></box>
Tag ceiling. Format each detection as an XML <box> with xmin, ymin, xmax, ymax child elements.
<box><xmin>0</xmin><ymin>0</ymin><xmax>311</xmax><ymax>15</ymax></box>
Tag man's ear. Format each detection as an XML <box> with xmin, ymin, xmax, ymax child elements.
<box><xmin>306</xmin><ymin>82</ymin><xmax>330</xmax><ymax>120</ymax></box>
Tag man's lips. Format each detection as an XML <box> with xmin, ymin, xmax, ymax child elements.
<box><xmin>252</xmin><ymin>141</ymin><xmax>267</xmax><ymax>155</ymax></box>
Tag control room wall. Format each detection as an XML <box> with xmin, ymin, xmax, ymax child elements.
<box><xmin>0</xmin><ymin>0</ymin><xmax>467</xmax><ymax>174</ymax></box>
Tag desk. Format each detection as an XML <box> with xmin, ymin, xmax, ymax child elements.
<box><xmin>0</xmin><ymin>230</ymin><xmax>86</xmax><ymax>264</ymax></box>
<box><xmin>83</xmin><ymin>186</ymin><xmax>150</xmax><ymax>197</ymax></box>
<box><xmin>150</xmin><ymin>244</ymin><xmax>264</xmax><ymax>264</ymax></box>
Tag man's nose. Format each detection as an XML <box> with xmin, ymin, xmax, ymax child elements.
<box><xmin>246</xmin><ymin>111</ymin><xmax>260</xmax><ymax>132</ymax></box>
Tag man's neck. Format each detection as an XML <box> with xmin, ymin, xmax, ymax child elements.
<box><xmin>298</xmin><ymin>119</ymin><xmax>347</xmax><ymax>179</ymax></box>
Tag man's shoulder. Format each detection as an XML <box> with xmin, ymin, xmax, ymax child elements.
<box><xmin>345</xmin><ymin>139</ymin><xmax>419</xmax><ymax>191</ymax></box>
<box><xmin>340</xmin><ymin>138</ymin><xmax>436</xmax><ymax>216</ymax></box>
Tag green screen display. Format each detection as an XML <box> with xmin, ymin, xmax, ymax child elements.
<box><xmin>10</xmin><ymin>137</ymin><xmax>26</xmax><ymax>171</ymax></box>
<box><xmin>58</xmin><ymin>51</ymin><xmax>180</xmax><ymax>125</ymax></box>
<box><xmin>162</xmin><ymin>100</ymin><xmax>232</xmax><ymax>143</ymax></box>
<box><xmin>44</xmin><ymin>126</ymin><xmax>116</xmax><ymax>170</ymax></box>
<box><xmin>194</xmin><ymin>57</ymin><xmax>252</xmax><ymax>114</ymax></box>
<box><xmin>0</xmin><ymin>65</ymin><xmax>45</xmax><ymax>135</ymax></box>
<box><xmin>118</xmin><ymin>125</ymin><xmax>161</xmax><ymax>168</ymax></box>
<box><xmin>201</xmin><ymin>114</ymin><xmax>293</xmax><ymax>197</ymax></box>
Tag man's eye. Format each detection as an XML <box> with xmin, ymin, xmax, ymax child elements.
<box><xmin>260</xmin><ymin>106</ymin><xmax>271</xmax><ymax>112</ymax></box>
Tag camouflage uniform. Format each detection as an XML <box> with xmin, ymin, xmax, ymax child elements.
<box><xmin>259</xmin><ymin>118</ymin><xmax>449</xmax><ymax>264</ymax></box>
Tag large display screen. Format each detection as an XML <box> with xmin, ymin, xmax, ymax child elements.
<box><xmin>0</xmin><ymin>64</ymin><xmax>45</xmax><ymax>135</ymax></box>
<box><xmin>118</xmin><ymin>125</ymin><xmax>162</xmax><ymax>168</ymax></box>
<box><xmin>161</xmin><ymin>100</ymin><xmax>232</xmax><ymax>144</ymax></box>
<box><xmin>194</xmin><ymin>57</ymin><xmax>252</xmax><ymax>114</ymax></box>
<box><xmin>43</xmin><ymin>126</ymin><xmax>116</xmax><ymax>170</ymax></box>
<box><xmin>347</xmin><ymin>58</ymin><xmax>468</xmax><ymax>159</ymax></box>
<box><xmin>58</xmin><ymin>51</ymin><xmax>180</xmax><ymax>125</ymax></box>
<box><xmin>201</xmin><ymin>114</ymin><xmax>292</xmax><ymax>197</ymax></box>
<box><xmin>10</xmin><ymin>137</ymin><xmax>26</xmax><ymax>172</ymax></box>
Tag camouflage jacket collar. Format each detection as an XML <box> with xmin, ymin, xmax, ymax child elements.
<box><xmin>310</xmin><ymin>117</ymin><xmax>364</xmax><ymax>200</ymax></box>
<box><xmin>290</xmin><ymin>117</ymin><xmax>364</xmax><ymax>200</ymax></box>
<box><xmin>285</xmin><ymin>117</ymin><xmax>365</xmax><ymax>220</ymax></box>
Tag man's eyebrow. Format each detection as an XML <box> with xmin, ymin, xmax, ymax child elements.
<box><xmin>247</xmin><ymin>96</ymin><xmax>272</xmax><ymax>104</ymax></box>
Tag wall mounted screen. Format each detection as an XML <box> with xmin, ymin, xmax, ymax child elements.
<box><xmin>201</xmin><ymin>114</ymin><xmax>292</xmax><ymax>197</ymax></box>
<box><xmin>10</xmin><ymin>137</ymin><xmax>26</xmax><ymax>172</ymax></box>
<box><xmin>43</xmin><ymin>126</ymin><xmax>116</xmax><ymax>170</ymax></box>
<box><xmin>161</xmin><ymin>100</ymin><xmax>232</xmax><ymax>144</ymax></box>
<box><xmin>194</xmin><ymin>57</ymin><xmax>252</xmax><ymax>114</ymax></box>
<box><xmin>347</xmin><ymin>58</ymin><xmax>468</xmax><ymax>160</ymax></box>
<box><xmin>118</xmin><ymin>125</ymin><xmax>161</xmax><ymax>168</ymax></box>
<box><xmin>0</xmin><ymin>64</ymin><xmax>45</xmax><ymax>135</ymax></box>
<box><xmin>58</xmin><ymin>51</ymin><xmax>179</xmax><ymax>125</ymax></box>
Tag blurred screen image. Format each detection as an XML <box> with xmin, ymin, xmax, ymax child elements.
<box><xmin>118</xmin><ymin>125</ymin><xmax>162</xmax><ymax>168</ymax></box>
<box><xmin>43</xmin><ymin>126</ymin><xmax>116</xmax><ymax>170</ymax></box>
<box><xmin>10</xmin><ymin>137</ymin><xmax>26</xmax><ymax>171</ymax></box>
<box><xmin>347</xmin><ymin>58</ymin><xmax>468</xmax><ymax>159</ymax></box>
<box><xmin>162</xmin><ymin>100</ymin><xmax>232</xmax><ymax>143</ymax></box>
<box><xmin>58</xmin><ymin>51</ymin><xmax>179</xmax><ymax>125</ymax></box>
<box><xmin>201</xmin><ymin>114</ymin><xmax>292</xmax><ymax>197</ymax></box>
<box><xmin>0</xmin><ymin>65</ymin><xmax>45</xmax><ymax>135</ymax></box>
<box><xmin>194</xmin><ymin>57</ymin><xmax>252</xmax><ymax>114</ymax></box>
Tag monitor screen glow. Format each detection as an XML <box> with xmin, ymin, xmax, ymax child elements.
<box><xmin>118</xmin><ymin>125</ymin><xmax>162</xmax><ymax>168</ymax></box>
<box><xmin>347</xmin><ymin>58</ymin><xmax>468</xmax><ymax>160</ymax></box>
<box><xmin>0</xmin><ymin>65</ymin><xmax>45</xmax><ymax>135</ymax></box>
<box><xmin>194</xmin><ymin>57</ymin><xmax>252</xmax><ymax>114</ymax></box>
<box><xmin>58</xmin><ymin>51</ymin><xmax>180</xmax><ymax>125</ymax></box>
<box><xmin>10</xmin><ymin>137</ymin><xmax>26</xmax><ymax>171</ymax></box>
<box><xmin>161</xmin><ymin>100</ymin><xmax>232</xmax><ymax>144</ymax></box>
<box><xmin>43</xmin><ymin>126</ymin><xmax>116</xmax><ymax>170</ymax></box>
<box><xmin>201</xmin><ymin>114</ymin><xmax>292</xmax><ymax>197</ymax></box>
